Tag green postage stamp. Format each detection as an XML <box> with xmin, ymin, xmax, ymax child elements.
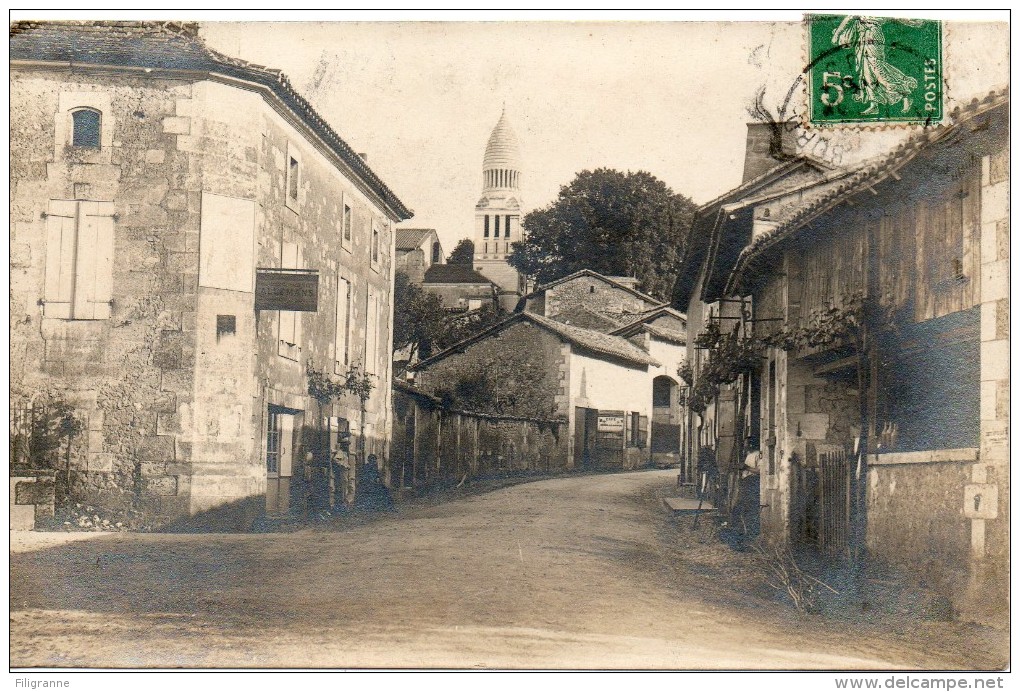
<box><xmin>808</xmin><ymin>15</ymin><xmax>943</xmax><ymax>125</ymax></box>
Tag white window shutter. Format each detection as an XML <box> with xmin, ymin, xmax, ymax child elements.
<box><xmin>76</xmin><ymin>201</ymin><xmax>115</xmax><ymax>320</ymax></box>
<box><xmin>366</xmin><ymin>292</ymin><xmax>378</xmax><ymax>374</ymax></box>
<box><xmin>335</xmin><ymin>276</ymin><xmax>350</xmax><ymax>374</ymax></box>
<box><xmin>43</xmin><ymin>200</ymin><xmax>77</xmax><ymax>318</ymax></box>
<box><xmin>279</xmin><ymin>414</ymin><xmax>294</xmax><ymax>477</ymax></box>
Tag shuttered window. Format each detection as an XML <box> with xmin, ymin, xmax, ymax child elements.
<box><xmin>43</xmin><ymin>199</ymin><xmax>115</xmax><ymax>320</ymax></box>
<box><xmin>334</xmin><ymin>275</ymin><xmax>352</xmax><ymax>374</ymax></box>
<box><xmin>365</xmin><ymin>291</ymin><xmax>379</xmax><ymax>375</ymax></box>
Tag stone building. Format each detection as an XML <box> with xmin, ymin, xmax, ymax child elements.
<box><xmin>411</xmin><ymin>270</ymin><xmax>687</xmax><ymax>471</ymax></box>
<box><xmin>473</xmin><ymin>108</ymin><xmax>527</xmax><ymax>310</ymax></box>
<box><xmin>421</xmin><ymin>264</ymin><xmax>498</xmax><ymax>313</ymax></box>
<box><xmin>395</xmin><ymin>227</ymin><xmax>443</xmax><ymax>284</ymax></box>
<box><xmin>9</xmin><ymin>21</ymin><xmax>413</xmax><ymax>527</ymax></box>
<box><xmin>677</xmin><ymin>91</ymin><xmax>1009</xmax><ymax>618</ymax></box>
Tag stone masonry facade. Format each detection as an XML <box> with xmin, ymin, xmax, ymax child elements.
<box><xmin>10</xmin><ymin>24</ymin><xmax>410</xmax><ymax>527</ymax></box>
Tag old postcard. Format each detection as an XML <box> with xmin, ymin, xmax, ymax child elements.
<box><xmin>8</xmin><ymin>12</ymin><xmax>1010</xmax><ymax>678</ymax></box>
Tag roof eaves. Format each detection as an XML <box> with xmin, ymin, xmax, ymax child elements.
<box><xmin>724</xmin><ymin>89</ymin><xmax>1009</xmax><ymax>294</ymax></box>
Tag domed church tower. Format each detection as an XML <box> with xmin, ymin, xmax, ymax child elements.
<box><xmin>473</xmin><ymin>108</ymin><xmax>526</xmax><ymax>308</ymax></box>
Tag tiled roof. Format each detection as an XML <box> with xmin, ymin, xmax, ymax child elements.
<box><xmin>528</xmin><ymin>269</ymin><xmax>666</xmax><ymax>306</ymax></box>
<box><xmin>396</xmin><ymin>228</ymin><xmax>436</xmax><ymax>251</ymax></box>
<box><xmin>412</xmin><ymin>311</ymin><xmax>659</xmax><ymax>371</ymax></box>
<box><xmin>526</xmin><ymin>313</ymin><xmax>660</xmax><ymax>367</ymax></box>
<box><xmin>423</xmin><ymin>264</ymin><xmax>494</xmax><ymax>285</ymax></box>
<box><xmin>545</xmin><ymin>306</ymin><xmax>623</xmax><ymax>332</ymax></box>
<box><xmin>9</xmin><ymin>20</ymin><xmax>413</xmax><ymax>220</ymax></box>
<box><xmin>611</xmin><ymin>306</ymin><xmax>688</xmax><ymax>343</ymax></box>
<box><xmin>725</xmin><ymin>87</ymin><xmax>1009</xmax><ymax>294</ymax></box>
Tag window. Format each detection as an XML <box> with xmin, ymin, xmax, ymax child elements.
<box><xmin>285</xmin><ymin>143</ymin><xmax>301</xmax><ymax>211</ymax></box>
<box><xmin>494</xmin><ymin>215</ymin><xmax>501</xmax><ymax>238</ymax></box>
<box><xmin>505</xmin><ymin>215</ymin><xmax>511</xmax><ymax>239</ymax></box>
<box><xmin>343</xmin><ymin>203</ymin><xmax>352</xmax><ymax>245</ymax></box>
<box><xmin>278</xmin><ymin>242</ymin><xmax>302</xmax><ymax>360</ymax></box>
<box><xmin>431</xmin><ymin>241</ymin><xmax>441</xmax><ymax>264</ymax></box>
<box><xmin>288</xmin><ymin>157</ymin><xmax>299</xmax><ymax>201</ymax></box>
<box><xmin>365</xmin><ymin>291</ymin><xmax>379</xmax><ymax>375</ymax></box>
<box><xmin>71</xmin><ymin>109</ymin><xmax>101</xmax><ymax>148</ymax></box>
<box><xmin>334</xmin><ymin>276</ymin><xmax>352</xmax><ymax>374</ymax></box>
<box><xmin>371</xmin><ymin>222</ymin><xmax>380</xmax><ymax>267</ymax></box>
<box><xmin>43</xmin><ymin>199</ymin><xmax>115</xmax><ymax>320</ymax></box>
<box><xmin>484</xmin><ymin>215</ymin><xmax>490</xmax><ymax>238</ymax></box>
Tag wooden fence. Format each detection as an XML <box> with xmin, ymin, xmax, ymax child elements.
<box><xmin>391</xmin><ymin>381</ymin><xmax>569</xmax><ymax>491</ymax></box>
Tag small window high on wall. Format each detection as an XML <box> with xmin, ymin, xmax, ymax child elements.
<box><xmin>71</xmin><ymin>109</ymin><xmax>101</xmax><ymax>148</ymax></box>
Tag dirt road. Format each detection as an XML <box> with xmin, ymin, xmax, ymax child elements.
<box><xmin>9</xmin><ymin>469</ymin><xmax>1007</xmax><ymax>669</ymax></box>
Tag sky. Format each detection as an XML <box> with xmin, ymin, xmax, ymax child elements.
<box><xmin>199</xmin><ymin>15</ymin><xmax>1008</xmax><ymax>254</ymax></box>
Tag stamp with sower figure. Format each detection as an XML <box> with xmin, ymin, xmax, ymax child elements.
<box><xmin>808</xmin><ymin>15</ymin><xmax>943</xmax><ymax>125</ymax></box>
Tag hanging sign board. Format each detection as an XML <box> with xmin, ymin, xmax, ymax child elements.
<box><xmin>255</xmin><ymin>268</ymin><xmax>319</xmax><ymax>312</ymax></box>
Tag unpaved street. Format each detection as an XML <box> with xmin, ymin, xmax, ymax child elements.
<box><xmin>10</xmin><ymin>470</ymin><xmax>1007</xmax><ymax>669</ymax></box>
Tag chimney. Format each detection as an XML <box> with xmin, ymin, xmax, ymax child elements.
<box><xmin>357</xmin><ymin>152</ymin><xmax>368</xmax><ymax>162</ymax></box>
<box><xmin>741</xmin><ymin>122</ymin><xmax>798</xmax><ymax>183</ymax></box>
<box><xmin>609</xmin><ymin>276</ymin><xmax>640</xmax><ymax>290</ymax></box>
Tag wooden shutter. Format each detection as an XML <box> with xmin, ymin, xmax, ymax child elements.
<box><xmin>335</xmin><ymin>276</ymin><xmax>351</xmax><ymax>374</ymax></box>
<box><xmin>43</xmin><ymin>200</ymin><xmax>78</xmax><ymax>318</ymax></box>
<box><xmin>638</xmin><ymin>415</ymin><xmax>649</xmax><ymax>448</ymax></box>
<box><xmin>366</xmin><ymin>292</ymin><xmax>378</xmax><ymax>374</ymax></box>
<box><xmin>279</xmin><ymin>414</ymin><xmax>294</xmax><ymax>477</ymax></box>
<box><xmin>74</xmin><ymin>201</ymin><xmax>115</xmax><ymax>319</ymax></box>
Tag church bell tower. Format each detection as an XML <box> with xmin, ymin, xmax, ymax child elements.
<box><xmin>473</xmin><ymin>108</ymin><xmax>525</xmax><ymax>308</ymax></box>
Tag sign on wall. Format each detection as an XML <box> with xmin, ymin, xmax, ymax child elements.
<box><xmin>597</xmin><ymin>412</ymin><xmax>625</xmax><ymax>432</ymax></box>
<box><xmin>199</xmin><ymin>193</ymin><xmax>255</xmax><ymax>292</ymax></box>
<box><xmin>255</xmin><ymin>268</ymin><xmax>319</xmax><ymax>312</ymax></box>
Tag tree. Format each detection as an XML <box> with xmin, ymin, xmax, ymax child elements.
<box><xmin>392</xmin><ymin>271</ymin><xmax>446</xmax><ymax>362</ymax></box>
<box><xmin>393</xmin><ymin>272</ymin><xmax>506</xmax><ymax>364</ymax></box>
<box><xmin>447</xmin><ymin>238</ymin><xmax>474</xmax><ymax>265</ymax></box>
<box><xmin>432</xmin><ymin>302</ymin><xmax>505</xmax><ymax>353</ymax></box>
<box><xmin>508</xmin><ymin>168</ymin><xmax>697</xmax><ymax>302</ymax></box>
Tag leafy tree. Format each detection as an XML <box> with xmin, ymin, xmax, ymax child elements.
<box><xmin>393</xmin><ymin>271</ymin><xmax>446</xmax><ymax>362</ymax></box>
<box><xmin>432</xmin><ymin>302</ymin><xmax>505</xmax><ymax>352</ymax></box>
<box><xmin>508</xmin><ymin>168</ymin><xmax>697</xmax><ymax>302</ymax></box>
<box><xmin>393</xmin><ymin>272</ymin><xmax>506</xmax><ymax>364</ymax></box>
<box><xmin>446</xmin><ymin>238</ymin><xmax>474</xmax><ymax>265</ymax></box>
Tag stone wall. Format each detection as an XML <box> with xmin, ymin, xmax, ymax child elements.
<box><xmin>545</xmin><ymin>275</ymin><xmax>658</xmax><ymax>323</ymax></box>
<box><xmin>867</xmin><ymin>458</ymin><xmax>973</xmax><ymax>596</ymax></box>
<box><xmin>391</xmin><ymin>384</ymin><xmax>569</xmax><ymax>491</ymax></box>
<box><xmin>10</xmin><ymin>69</ymin><xmax>201</xmax><ymax>522</ymax></box>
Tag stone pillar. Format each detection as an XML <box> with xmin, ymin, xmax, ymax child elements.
<box><xmin>968</xmin><ymin>146</ymin><xmax>1009</xmax><ymax>620</ymax></box>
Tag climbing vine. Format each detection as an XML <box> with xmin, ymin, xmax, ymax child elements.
<box><xmin>306</xmin><ymin>363</ymin><xmax>374</xmax><ymax>407</ymax></box>
<box><xmin>679</xmin><ymin>291</ymin><xmax>867</xmax><ymax>413</ymax></box>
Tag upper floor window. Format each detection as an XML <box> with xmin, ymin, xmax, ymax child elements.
<box><xmin>343</xmin><ymin>204</ymin><xmax>352</xmax><ymax>243</ymax></box>
<box><xmin>371</xmin><ymin>223</ymin><xmax>381</xmax><ymax>266</ymax></box>
<box><xmin>285</xmin><ymin>143</ymin><xmax>302</xmax><ymax>211</ymax></box>
<box><xmin>494</xmin><ymin>215</ymin><xmax>501</xmax><ymax>238</ymax></box>
<box><xmin>71</xmin><ymin>109</ymin><xmax>102</xmax><ymax>149</ymax></box>
<box><xmin>484</xmin><ymin>215</ymin><xmax>490</xmax><ymax>238</ymax></box>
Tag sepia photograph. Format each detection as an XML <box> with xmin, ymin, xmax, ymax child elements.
<box><xmin>7</xmin><ymin>10</ymin><xmax>1011</xmax><ymax>678</ymax></box>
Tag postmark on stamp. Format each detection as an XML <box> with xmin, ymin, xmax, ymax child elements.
<box><xmin>808</xmin><ymin>15</ymin><xmax>943</xmax><ymax>125</ymax></box>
